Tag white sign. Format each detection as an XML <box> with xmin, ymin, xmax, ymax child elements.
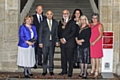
<box><xmin>101</xmin><ymin>31</ymin><xmax>113</xmax><ymax>73</ymax></box>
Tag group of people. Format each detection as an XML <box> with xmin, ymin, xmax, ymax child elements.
<box><xmin>17</xmin><ymin>5</ymin><xmax>103</xmax><ymax>79</ymax></box>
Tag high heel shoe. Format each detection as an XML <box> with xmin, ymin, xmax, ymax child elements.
<box><xmin>82</xmin><ymin>72</ymin><xmax>88</xmax><ymax>79</ymax></box>
<box><xmin>89</xmin><ymin>70</ymin><xmax>94</xmax><ymax>75</ymax></box>
<box><xmin>27</xmin><ymin>71</ymin><xmax>33</xmax><ymax>76</ymax></box>
<box><xmin>94</xmin><ymin>71</ymin><xmax>99</xmax><ymax>79</ymax></box>
<box><xmin>79</xmin><ymin>72</ymin><xmax>84</xmax><ymax>77</ymax></box>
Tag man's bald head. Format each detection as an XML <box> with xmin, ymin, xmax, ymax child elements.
<box><xmin>46</xmin><ymin>10</ymin><xmax>53</xmax><ymax>20</ymax></box>
<box><xmin>62</xmin><ymin>9</ymin><xmax>70</xmax><ymax>14</ymax></box>
<box><xmin>36</xmin><ymin>5</ymin><xmax>43</xmax><ymax>15</ymax></box>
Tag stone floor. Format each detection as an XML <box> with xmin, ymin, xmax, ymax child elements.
<box><xmin>0</xmin><ymin>72</ymin><xmax>119</xmax><ymax>80</ymax></box>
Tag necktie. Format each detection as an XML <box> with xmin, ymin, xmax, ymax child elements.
<box><xmin>39</xmin><ymin>16</ymin><xmax>42</xmax><ymax>23</ymax></box>
<box><xmin>48</xmin><ymin>20</ymin><xmax>52</xmax><ymax>31</ymax></box>
<box><xmin>48</xmin><ymin>20</ymin><xmax>52</xmax><ymax>40</ymax></box>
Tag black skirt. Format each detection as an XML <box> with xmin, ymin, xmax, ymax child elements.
<box><xmin>77</xmin><ymin>46</ymin><xmax>91</xmax><ymax>64</ymax></box>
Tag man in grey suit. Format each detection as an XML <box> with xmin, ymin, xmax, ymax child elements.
<box><xmin>39</xmin><ymin>10</ymin><xmax>59</xmax><ymax>76</ymax></box>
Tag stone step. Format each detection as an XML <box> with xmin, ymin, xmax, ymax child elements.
<box><xmin>32</xmin><ymin>5</ymin><xmax>91</xmax><ymax>8</ymax></box>
<box><xmin>31</xmin><ymin>68</ymin><xmax>79</xmax><ymax>73</ymax></box>
<box><xmin>31</xmin><ymin>7</ymin><xmax>92</xmax><ymax>10</ymax></box>
<box><xmin>54</xmin><ymin>53</ymin><xmax>61</xmax><ymax>59</ymax></box>
<box><xmin>31</xmin><ymin>68</ymin><xmax>91</xmax><ymax>73</ymax></box>
<box><xmin>35</xmin><ymin>0</ymin><xmax>89</xmax><ymax>3</ymax></box>
<box><xmin>30</xmin><ymin>12</ymin><xmax>93</xmax><ymax>16</ymax></box>
<box><xmin>35</xmin><ymin>65</ymin><xmax>92</xmax><ymax>69</ymax></box>
<box><xmin>33</xmin><ymin>3</ymin><xmax>90</xmax><ymax>5</ymax></box>
<box><xmin>30</xmin><ymin>10</ymin><xmax>93</xmax><ymax>13</ymax></box>
<box><xmin>55</xmin><ymin>47</ymin><xmax>61</xmax><ymax>52</ymax></box>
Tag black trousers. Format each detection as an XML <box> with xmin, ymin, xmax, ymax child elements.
<box><xmin>42</xmin><ymin>41</ymin><xmax>55</xmax><ymax>73</ymax></box>
<box><xmin>60</xmin><ymin>46</ymin><xmax>74</xmax><ymax>75</ymax></box>
<box><xmin>35</xmin><ymin>40</ymin><xmax>42</xmax><ymax>64</ymax></box>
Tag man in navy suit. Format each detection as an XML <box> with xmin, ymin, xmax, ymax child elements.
<box><xmin>32</xmin><ymin>5</ymin><xmax>46</xmax><ymax>68</ymax></box>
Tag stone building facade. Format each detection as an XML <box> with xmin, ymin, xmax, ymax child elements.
<box><xmin>0</xmin><ymin>0</ymin><xmax>120</xmax><ymax>75</ymax></box>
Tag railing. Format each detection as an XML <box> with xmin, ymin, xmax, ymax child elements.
<box><xmin>89</xmin><ymin>0</ymin><xmax>99</xmax><ymax>13</ymax></box>
<box><xmin>20</xmin><ymin>0</ymin><xmax>28</xmax><ymax>13</ymax></box>
<box><xmin>94</xmin><ymin>0</ymin><xmax>98</xmax><ymax>9</ymax></box>
<box><xmin>20</xmin><ymin>0</ymin><xmax>35</xmax><ymax>24</ymax></box>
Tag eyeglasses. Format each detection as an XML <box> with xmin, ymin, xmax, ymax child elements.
<box><xmin>63</xmin><ymin>13</ymin><xmax>69</xmax><ymax>15</ymax></box>
<box><xmin>92</xmin><ymin>18</ymin><xmax>98</xmax><ymax>19</ymax></box>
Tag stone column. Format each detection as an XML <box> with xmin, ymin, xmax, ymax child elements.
<box><xmin>99</xmin><ymin>0</ymin><xmax>120</xmax><ymax>74</ymax></box>
<box><xmin>0</xmin><ymin>0</ymin><xmax>19</xmax><ymax>72</ymax></box>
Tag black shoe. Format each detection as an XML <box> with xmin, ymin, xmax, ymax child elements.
<box><xmin>68</xmin><ymin>74</ymin><xmax>72</xmax><ymax>78</ymax></box>
<box><xmin>50</xmin><ymin>72</ymin><xmax>54</xmax><ymax>76</ymax></box>
<box><xmin>82</xmin><ymin>75</ymin><xmax>87</xmax><ymax>79</ymax></box>
<box><xmin>42</xmin><ymin>72</ymin><xmax>47</xmax><ymax>76</ymax></box>
<box><xmin>58</xmin><ymin>72</ymin><xmax>67</xmax><ymax>75</ymax></box>
<box><xmin>38</xmin><ymin>63</ymin><xmax>42</xmax><ymax>66</ymax></box>
<box><xmin>29</xmin><ymin>74</ymin><xmax>33</xmax><ymax>76</ymax></box>
<box><xmin>33</xmin><ymin>64</ymin><xmax>37</xmax><ymax>69</ymax></box>
<box><xmin>24</xmin><ymin>75</ymin><xmax>30</xmax><ymax>78</ymax></box>
<box><xmin>82</xmin><ymin>72</ymin><xmax>88</xmax><ymax>79</ymax></box>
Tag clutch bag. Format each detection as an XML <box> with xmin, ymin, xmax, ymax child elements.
<box><xmin>28</xmin><ymin>38</ymin><xmax>36</xmax><ymax>42</ymax></box>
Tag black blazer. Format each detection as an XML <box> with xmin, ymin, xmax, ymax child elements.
<box><xmin>39</xmin><ymin>19</ymin><xmax>59</xmax><ymax>47</ymax></box>
<box><xmin>58</xmin><ymin>19</ymin><xmax>77</xmax><ymax>48</ymax></box>
<box><xmin>76</xmin><ymin>26</ymin><xmax>91</xmax><ymax>48</ymax></box>
<box><xmin>32</xmin><ymin>14</ymin><xmax>46</xmax><ymax>36</ymax></box>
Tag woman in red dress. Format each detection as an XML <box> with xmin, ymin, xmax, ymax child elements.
<box><xmin>89</xmin><ymin>13</ymin><xmax>104</xmax><ymax>78</ymax></box>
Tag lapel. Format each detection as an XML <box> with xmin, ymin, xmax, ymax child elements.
<box><xmin>35</xmin><ymin>14</ymin><xmax>40</xmax><ymax>24</ymax></box>
<box><xmin>51</xmin><ymin>19</ymin><xmax>54</xmax><ymax>32</ymax></box>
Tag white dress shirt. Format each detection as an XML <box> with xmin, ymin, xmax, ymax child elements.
<box><xmin>37</xmin><ymin>14</ymin><xmax>43</xmax><ymax>22</ymax></box>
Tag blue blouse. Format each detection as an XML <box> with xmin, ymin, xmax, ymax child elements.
<box><xmin>18</xmin><ymin>24</ymin><xmax>37</xmax><ymax>48</ymax></box>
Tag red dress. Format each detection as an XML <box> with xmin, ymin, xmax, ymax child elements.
<box><xmin>90</xmin><ymin>22</ymin><xmax>103</xmax><ymax>58</ymax></box>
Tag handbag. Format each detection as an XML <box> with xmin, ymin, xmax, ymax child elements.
<box><xmin>28</xmin><ymin>37</ymin><xmax>36</xmax><ymax>42</ymax></box>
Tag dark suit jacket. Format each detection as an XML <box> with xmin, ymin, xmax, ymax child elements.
<box><xmin>58</xmin><ymin>19</ymin><xmax>77</xmax><ymax>48</ymax></box>
<box><xmin>76</xmin><ymin>26</ymin><xmax>91</xmax><ymax>48</ymax></box>
<box><xmin>32</xmin><ymin>14</ymin><xmax>46</xmax><ymax>37</ymax></box>
<box><xmin>39</xmin><ymin>19</ymin><xmax>59</xmax><ymax>47</ymax></box>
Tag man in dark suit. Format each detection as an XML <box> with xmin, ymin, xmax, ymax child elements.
<box><xmin>32</xmin><ymin>5</ymin><xmax>46</xmax><ymax>68</ymax></box>
<box><xmin>58</xmin><ymin>10</ymin><xmax>77</xmax><ymax>77</ymax></box>
<box><xmin>39</xmin><ymin>10</ymin><xmax>59</xmax><ymax>76</ymax></box>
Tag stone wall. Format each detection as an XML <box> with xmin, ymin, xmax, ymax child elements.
<box><xmin>0</xmin><ymin>0</ymin><xmax>19</xmax><ymax>72</ymax></box>
<box><xmin>99</xmin><ymin>0</ymin><xmax>120</xmax><ymax>74</ymax></box>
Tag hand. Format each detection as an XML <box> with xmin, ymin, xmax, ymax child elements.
<box><xmin>39</xmin><ymin>44</ymin><xmax>43</xmax><ymax>48</ymax></box>
<box><xmin>26</xmin><ymin>41</ymin><xmax>33</xmax><ymax>46</ymax></box>
<box><xmin>56</xmin><ymin>42</ymin><xmax>59</xmax><ymax>47</ymax></box>
<box><xmin>60</xmin><ymin>38</ymin><xmax>66</xmax><ymax>44</ymax></box>
<box><xmin>91</xmin><ymin>42</ymin><xmax>95</xmax><ymax>45</ymax></box>
<box><xmin>76</xmin><ymin>40</ymin><xmax>82</xmax><ymax>45</ymax></box>
<box><xmin>80</xmin><ymin>39</ymin><xmax>85</xmax><ymax>42</ymax></box>
<box><xmin>60</xmin><ymin>39</ymin><xmax>64</xmax><ymax>43</ymax></box>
